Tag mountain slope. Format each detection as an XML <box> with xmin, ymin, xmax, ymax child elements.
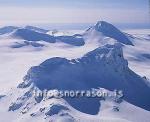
<box><xmin>1</xmin><ymin>82</ymin><xmax>149</xmax><ymax>122</ymax></box>
<box><xmin>0</xmin><ymin>26</ymin><xmax>18</xmax><ymax>35</ymax></box>
<box><xmin>25</xmin><ymin>26</ymin><xmax>49</xmax><ymax>33</ymax></box>
<box><xmin>0</xmin><ymin>21</ymin><xmax>133</xmax><ymax>48</ymax></box>
<box><xmin>10</xmin><ymin>28</ymin><xmax>85</xmax><ymax>46</ymax></box>
<box><xmin>56</xmin><ymin>35</ymin><xmax>85</xmax><ymax>46</ymax></box>
<box><xmin>84</xmin><ymin>21</ymin><xmax>133</xmax><ymax>46</ymax></box>
<box><xmin>13</xmin><ymin>28</ymin><xmax>56</xmax><ymax>43</ymax></box>
<box><xmin>18</xmin><ymin>43</ymin><xmax>150</xmax><ymax>114</ymax></box>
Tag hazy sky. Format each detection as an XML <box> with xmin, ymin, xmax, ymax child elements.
<box><xmin>0</xmin><ymin>0</ymin><xmax>149</xmax><ymax>25</ymax></box>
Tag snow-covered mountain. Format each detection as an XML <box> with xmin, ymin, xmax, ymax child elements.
<box><xmin>9</xmin><ymin>28</ymin><xmax>85</xmax><ymax>47</ymax></box>
<box><xmin>84</xmin><ymin>21</ymin><xmax>133</xmax><ymax>46</ymax></box>
<box><xmin>12</xmin><ymin>28</ymin><xmax>56</xmax><ymax>43</ymax></box>
<box><xmin>17</xmin><ymin>43</ymin><xmax>150</xmax><ymax>113</ymax></box>
<box><xmin>95</xmin><ymin>21</ymin><xmax>133</xmax><ymax>45</ymax></box>
<box><xmin>0</xmin><ymin>21</ymin><xmax>150</xmax><ymax>122</ymax></box>
<box><xmin>0</xmin><ymin>26</ymin><xmax>18</xmax><ymax>35</ymax></box>
<box><xmin>0</xmin><ymin>21</ymin><xmax>134</xmax><ymax>48</ymax></box>
<box><xmin>0</xmin><ymin>43</ymin><xmax>149</xmax><ymax>122</ymax></box>
<box><xmin>1</xmin><ymin>86</ymin><xmax>150</xmax><ymax>122</ymax></box>
<box><xmin>24</xmin><ymin>26</ymin><xmax>49</xmax><ymax>33</ymax></box>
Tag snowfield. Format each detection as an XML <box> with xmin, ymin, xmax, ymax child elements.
<box><xmin>0</xmin><ymin>21</ymin><xmax>150</xmax><ymax>122</ymax></box>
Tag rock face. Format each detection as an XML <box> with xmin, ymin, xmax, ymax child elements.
<box><xmin>19</xmin><ymin>43</ymin><xmax>150</xmax><ymax>114</ymax></box>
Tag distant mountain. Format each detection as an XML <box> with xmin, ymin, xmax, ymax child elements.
<box><xmin>10</xmin><ymin>41</ymin><xmax>44</xmax><ymax>48</ymax></box>
<box><xmin>56</xmin><ymin>35</ymin><xmax>85</xmax><ymax>46</ymax></box>
<box><xmin>12</xmin><ymin>28</ymin><xmax>56</xmax><ymax>43</ymax></box>
<box><xmin>18</xmin><ymin>43</ymin><xmax>150</xmax><ymax>114</ymax></box>
<box><xmin>0</xmin><ymin>26</ymin><xmax>18</xmax><ymax>35</ymax></box>
<box><xmin>25</xmin><ymin>26</ymin><xmax>49</xmax><ymax>33</ymax></box>
<box><xmin>85</xmin><ymin>21</ymin><xmax>133</xmax><ymax>45</ymax></box>
<box><xmin>0</xmin><ymin>21</ymin><xmax>134</xmax><ymax>48</ymax></box>
<box><xmin>10</xmin><ymin>28</ymin><xmax>85</xmax><ymax>46</ymax></box>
